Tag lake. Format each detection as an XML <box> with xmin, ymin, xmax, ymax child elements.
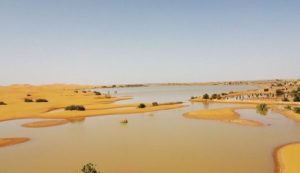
<box><xmin>1</xmin><ymin>85</ymin><xmax>300</xmax><ymax>173</ymax></box>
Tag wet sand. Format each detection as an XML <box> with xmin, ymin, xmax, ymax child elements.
<box><xmin>21</xmin><ymin>119</ymin><xmax>69</xmax><ymax>128</ymax></box>
<box><xmin>271</xmin><ymin>107</ymin><xmax>300</xmax><ymax>122</ymax></box>
<box><xmin>0</xmin><ymin>138</ymin><xmax>30</xmax><ymax>148</ymax></box>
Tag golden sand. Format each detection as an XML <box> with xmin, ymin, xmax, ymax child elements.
<box><xmin>184</xmin><ymin>106</ymin><xmax>264</xmax><ymax>127</ymax></box>
<box><xmin>0</xmin><ymin>138</ymin><xmax>30</xmax><ymax>148</ymax></box>
<box><xmin>21</xmin><ymin>119</ymin><xmax>69</xmax><ymax>128</ymax></box>
<box><xmin>0</xmin><ymin>84</ymin><xmax>184</xmax><ymax>122</ymax></box>
<box><xmin>274</xmin><ymin>142</ymin><xmax>300</xmax><ymax>173</ymax></box>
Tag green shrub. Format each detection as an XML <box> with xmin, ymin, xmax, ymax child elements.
<box><xmin>294</xmin><ymin>107</ymin><xmax>300</xmax><ymax>114</ymax></box>
<box><xmin>282</xmin><ymin>97</ymin><xmax>289</xmax><ymax>102</ymax></box>
<box><xmin>211</xmin><ymin>94</ymin><xmax>218</xmax><ymax>99</ymax></box>
<box><xmin>137</xmin><ymin>103</ymin><xmax>146</xmax><ymax>108</ymax></box>
<box><xmin>65</xmin><ymin>105</ymin><xmax>86</xmax><ymax>111</ymax></box>
<box><xmin>203</xmin><ymin>93</ymin><xmax>209</xmax><ymax>99</ymax></box>
<box><xmin>284</xmin><ymin>105</ymin><xmax>292</xmax><ymax>110</ymax></box>
<box><xmin>294</xmin><ymin>95</ymin><xmax>300</xmax><ymax>102</ymax></box>
<box><xmin>276</xmin><ymin>89</ymin><xmax>284</xmax><ymax>96</ymax></box>
<box><xmin>152</xmin><ymin>102</ymin><xmax>159</xmax><ymax>106</ymax></box>
<box><xmin>24</xmin><ymin>98</ymin><xmax>33</xmax><ymax>102</ymax></box>
<box><xmin>94</xmin><ymin>91</ymin><xmax>101</xmax><ymax>95</ymax></box>
<box><xmin>36</xmin><ymin>98</ymin><xmax>48</xmax><ymax>102</ymax></box>
<box><xmin>256</xmin><ymin>103</ymin><xmax>268</xmax><ymax>115</ymax></box>
<box><xmin>190</xmin><ymin>96</ymin><xmax>196</xmax><ymax>100</ymax></box>
<box><xmin>0</xmin><ymin>101</ymin><xmax>7</xmax><ymax>105</ymax></box>
<box><xmin>81</xmin><ymin>163</ymin><xmax>100</xmax><ymax>173</ymax></box>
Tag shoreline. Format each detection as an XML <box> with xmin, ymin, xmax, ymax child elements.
<box><xmin>191</xmin><ymin>98</ymin><xmax>300</xmax><ymax>106</ymax></box>
<box><xmin>21</xmin><ymin>119</ymin><xmax>69</xmax><ymax>128</ymax></box>
<box><xmin>273</xmin><ymin>142</ymin><xmax>300</xmax><ymax>173</ymax></box>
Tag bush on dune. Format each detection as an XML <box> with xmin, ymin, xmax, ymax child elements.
<box><xmin>0</xmin><ymin>101</ymin><xmax>7</xmax><ymax>105</ymax></box>
<box><xmin>203</xmin><ymin>93</ymin><xmax>209</xmax><ymax>99</ymax></box>
<box><xmin>137</xmin><ymin>103</ymin><xmax>146</xmax><ymax>108</ymax></box>
<box><xmin>152</xmin><ymin>102</ymin><xmax>159</xmax><ymax>106</ymax></box>
<box><xmin>94</xmin><ymin>91</ymin><xmax>101</xmax><ymax>95</ymax></box>
<box><xmin>24</xmin><ymin>98</ymin><xmax>33</xmax><ymax>102</ymax></box>
<box><xmin>282</xmin><ymin>97</ymin><xmax>289</xmax><ymax>102</ymax></box>
<box><xmin>65</xmin><ymin>105</ymin><xmax>86</xmax><ymax>111</ymax></box>
<box><xmin>36</xmin><ymin>98</ymin><xmax>48</xmax><ymax>102</ymax></box>
<box><xmin>294</xmin><ymin>107</ymin><xmax>300</xmax><ymax>114</ymax></box>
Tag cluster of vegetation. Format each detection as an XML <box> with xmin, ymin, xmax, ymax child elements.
<box><xmin>81</xmin><ymin>163</ymin><xmax>100</xmax><ymax>173</ymax></box>
<box><xmin>65</xmin><ymin>105</ymin><xmax>86</xmax><ymax>111</ymax></box>
<box><xmin>190</xmin><ymin>96</ymin><xmax>196</xmax><ymax>100</ymax></box>
<box><xmin>203</xmin><ymin>93</ymin><xmax>209</xmax><ymax>99</ymax></box>
<box><xmin>264</xmin><ymin>88</ymin><xmax>269</xmax><ymax>92</ymax></box>
<box><xmin>27</xmin><ymin>94</ymin><xmax>31</xmax><ymax>96</ymax></box>
<box><xmin>0</xmin><ymin>101</ymin><xmax>7</xmax><ymax>105</ymax></box>
<box><xmin>282</xmin><ymin>97</ymin><xmax>289</xmax><ymax>102</ymax></box>
<box><xmin>82</xmin><ymin>91</ymin><xmax>87</xmax><ymax>93</ymax></box>
<box><xmin>276</xmin><ymin>89</ymin><xmax>285</xmax><ymax>96</ymax></box>
<box><xmin>24</xmin><ymin>98</ymin><xmax>33</xmax><ymax>102</ymax></box>
<box><xmin>293</xmin><ymin>88</ymin><xmax>300</xmax><ymax>102</ymax></box>
<box><xmin>294</xmin><ymin>107</ymin><xmax>300</xmax><ymax>114</ymax></box>
<box><xmin>284</xmin><ymin>105</ymin><xmax>292</xmax><ymax>110</ymax></box>
<box><xmin>94</xmin><ymin>91</ymin><xmax>101</xmax><ymax>95</ymax></box>
<box><xmin>256</xmin><ymin>103</ymin><xmax>268</xmax><ymax>115</ymax></box>
<box><xmin>211</xmin><ymin>93</ymin><xmax>221</xmax><ymax>100</ymax></box>
<box><xmin>202</xmin><ymin>93</ymin><xmax>221</xmax><ymax>100</ymax></box>
<box><xmin>36</xmin><ymin>98</ymin><xmax>48</xmax><ymax>102</ymax></box>
<box><xmin>152</xmin><ymin>102</ymin><xmax>158</xmax><ymax>106</ymax></box>
<box><xmin>137</xmin><ymin>103</ymin><xmax>146</xmax><ymax>108</ymax></box>
<box><xmin>120</xmin><ymin>119</ymin><xmax>128</xmax><ymax>124</ymax></box>
<box><xmin>74</xmin><ymin>90</ymin><xmax>79</xmax><ymax>93</ymax></box>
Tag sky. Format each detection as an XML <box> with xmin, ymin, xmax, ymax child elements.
<box><xmin>0</xmin><ymin>0</ymin><xmax>299</xmax><ymax>85</ymax></box>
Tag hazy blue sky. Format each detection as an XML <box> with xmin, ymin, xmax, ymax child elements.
<box><xmin>0</xmin><ymin>0</ymin><xmax>299</xmax><ymax>85</ymax></box>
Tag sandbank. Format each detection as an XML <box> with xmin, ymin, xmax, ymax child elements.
<box><xmin>0</xmin><ymin>138</ymin><xmax>30</xmax><ymax>148</ymax></box>
<box><xmin>184</xmin><ymin>106</ymin><xmax>264</xmax><ymax>127</ymax></box>
<box><xmin>274</xmin><ymin>142</ymin><xmax>300</xmax><ymax>173</ymax></box>
<box><xmin>21</xmin><ymin>119</ymin><xmax>69</xmax><ymax>128</ymax></box>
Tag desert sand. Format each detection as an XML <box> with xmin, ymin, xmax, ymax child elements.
<box><xmin>0</xmin><ymin>84</ymin><xmax>184</xmax><ymax>122</ymax></box>
<box><xmin>274</xmin><ymin>142</ymin><xmax>300</xmax><ymax>173</ymax></box>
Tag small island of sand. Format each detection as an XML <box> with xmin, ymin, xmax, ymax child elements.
<box><xmin>0</xmin><ymin>138</ymin><xmax>30</xmax><ymax>148</ymax></box>
<box><xmin>274</xmin><ymin>142</ymin><xmax>300</xmax><ymax>173</ymax></box>
<box><xmin>184</xmin><ymin>106</ymin><xmax>264</xmax><ymax>127</ymax></box>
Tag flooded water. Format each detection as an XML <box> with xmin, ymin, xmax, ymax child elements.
<box><xmin>1</xmin><ymin>85</ymin><xmax>300</xmax><ymax>173</ymax></box>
